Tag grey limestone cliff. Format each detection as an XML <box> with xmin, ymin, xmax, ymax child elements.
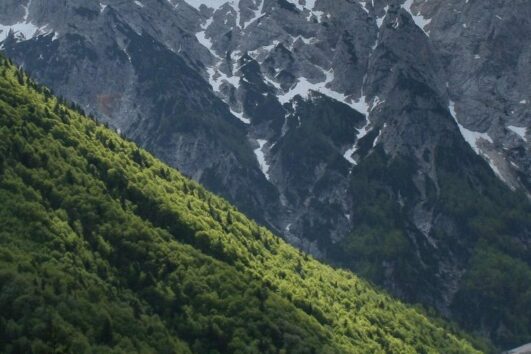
<box><xmin>1</xmin><ymin>0</ymin><xmax>530</xmax><ymax>347</ymax></box>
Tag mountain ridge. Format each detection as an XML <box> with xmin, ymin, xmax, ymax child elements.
<box><xmin>0</xmin><ymin>54</ymin><xmax>487</xmax><ymax>353</ymax></box>
<box><xmin>1</xmin><ymin>0</ymin><xmax>530</xmax><ymax>347</ymax></box>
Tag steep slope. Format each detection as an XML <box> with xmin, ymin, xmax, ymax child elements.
<box><xmin>1</xmin><ymin>0</ymin><xmax>530</xmax><ymax>348</ymax></box>
<box><xmin>334</xmin><ymin>4</ymin><xmax>531</xmax><ymax>347</ymax></box>
<box><xmin>0</xmin><ymin>56</ymin><xmax>486</xmax><ymax>353</ymax></box>
<box><xmin>416</xmin><ymin>0</ymin><xmax>530</xmax><ymax>189</ymax></box>
<box><xmin>0</xmin><ymin>0</ymin><xmax>279</xmax><ymax>227</ymax></box>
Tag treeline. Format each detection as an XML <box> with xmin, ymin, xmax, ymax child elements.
<box><xmin>0</xmin><ymin>54</ymin><xmax>486</xmax><ymax>353</ymax></box>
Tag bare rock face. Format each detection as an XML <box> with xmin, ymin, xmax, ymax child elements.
<box><xmin>418</xmin><ymin>0</ymin><xmax>531</xmax><ymax>191</ymax></box>
<box><xmin>2</xmin><ymin>0</ymin><xmax>530</xmax><ymax>347</ymax></box>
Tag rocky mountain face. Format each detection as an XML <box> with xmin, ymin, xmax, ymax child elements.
<box><xmin>1</xmin><ymin>0</ymin><xmax>530</xmax><ymax>347</ymax></box>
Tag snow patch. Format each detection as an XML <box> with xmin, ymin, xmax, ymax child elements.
<box><xmin>207</xmin><ymin>67</ymin><xmax>239</xmax><ymax>91</ymax></box>
<box><xmin>343</xmin><ymin>118</ymin><xmax>370</xmax><ymax>165</ymax></box>
<box><xmin>449</xmin><ymin>101</ymin><xmax>493</xmax><ymax>155</ymax></box>
<box><xmin>358</xmin><ymin>0</ymin><xmax>370</xmax><ymax>14</ymax></box>
<box><xmin>402</xmin><ymin>0</ymin><xmax>431</xmax><ymax>35</ymax></box>
<box><xmin>243</xmin><ymin>0</ymin><xmax>264</xmax><ymax>28</ymax></box>
<box><xmin>194</xmin><ymin>10</ymin><xmax>251</xmax><ymax>124</ymax></box>
<box><xmin>484</xmin><ymin>154</ymin><xmax>507</xmax><ymax>184</ymax></box>
<box><xmin>371</xmin><ymin>96</ymin><xmax>385</xmax><ymax>111</ymax></box>
<box><xmin>23</xmin><ymin>0</ymin><xmax>31</xmax><ymax>21</ymax></box>
<box><xmin>184</xmin><ymin>0</ymin><xmax>244</xmax><ymax>28</ymax></box>
<box><xmin>311</xmin><ymin>10</ymin><xmax>326</xmax><ymax>22</ymax></box>
<box><xmin>230</xmin><ymin>108</ymin><xmax>251</xmax><ymax>124</ymax></box>
<box><xmin>278</xmin><ymin>69</ymin><xmax>370</xmax><ymax>115</ymax></box>
<box><xmin>343</xmin><ymin>145</ymin><xmax>358</xmax><ymax>165</ymax></box>
<box><xmin>206</xmin><ymin>63</ymin><xmax>249</xmax><ymax>124</ymax></box>
<box><xmin>248</xmin><ymin>40</ymin><xmax>280</xmax><ymax>60</ymax></box>
<box><xmin>278</xmin><ymin>77</ymin><xmax>315</xmax><ymax>104</ymax></box>
<box><xmin>123</xmin><ymin>47</ymin><xmax>132</xmax><ymax>63</ymax></box>
<box><xmin>286</xmin><ymin>0</ymin><xmax>316</xmax><ymax>12</ymax></box>
<box><xmin>254</xmin><ymin>139</ymin><xmax>271</xmax><ymax>180</ymax></box>
<box><xmin>392</xmin><ymin>17</ymin><xmax>400</xmax><ymax>29</ymax></box>
<box><xmin>449</xmin><ymin>101</ymin><xmax>508</xmax><ymax>182</ymax></box>
<box><xmin>276</xmin><ymin>68</ymin><xmax>373</xmax><ymax>166</ymax></box>
<box><xmin>100</xmin><ymin>3</ymin><xmax>107</xmax><ymax>13</ymax></box>
<box><xmin>343</xmin><ymin>97</ymin><xmax>375</xmax><ymax>165</ymax></box>
<box><xmin>233</xmin><ymin>1</ymin><xmax>241</xmax><ymax>28</ymax></box>
<box><xmin>184</xmin><ymin>0</ymin><xmax>230</xmax><ymax>11</ymax></box>
<box><xmin>507</xmin><ymin>125</ymin><xmax>527</xmax><ymax>142</ymax></box>
<box><xmin>134</xmin><ymin>1</ymin><xmax>144</xmax><ymax>7</ymax></box>
<box><xmin>376</xmin><ymin>5</ymin><xmax>389</xmax><ymax>28</ymax></box>
<box><xmin>195</xmin><ymin>17</ymin><xmax>221</xmax><ymax>59</ymax></box>
<box><xmin>0</xmin><ymin>0</ymin><xmax>57</xmax><ymax>43</ymax></box>
<box><xmin>0</xmin><ymin>22</ymin><xmax>42</xmax><ymax>42</ymax></box>
<box><xmin>195</xmin><ymin>30</ymin><xmax>211</xmax><ymax>49</ymax></box>
<box><xmin>292</xmin><ymin>35</ymin><xmax>314</xmax><ymax>45</ymax></box>
<box><xmin>284</xmin><ymin>0</ymin><xmax>325</xmax><ymax>22</ymax></box>
<box><xmin>263</xmin><ymin>74</ymin><xmax>282</xmax><ymax>90</ymax></box>
<box><xmin>372</xmin><ymin>133</ymin><xmax>382</xmax><ymax>149</ymax></box>
<box><xmin>0</xmin><ymin>0</ymin><xmax>53</xmax><ymax>44</ymax></box>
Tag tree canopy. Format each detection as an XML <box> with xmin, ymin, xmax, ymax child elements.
<box><xmin>0</xmin><ymin>54</ymin><xmax>486</xmax><ymax>353</ymax></box>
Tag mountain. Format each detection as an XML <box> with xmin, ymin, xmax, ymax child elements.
<box><xmin>1</xmin><ymin>0</ymin><xmax>530</xmax><ymax>347</ymax></box>
<box><xmin>0</xmin><ymin>54</ymin><xmax>489</xmax><ymax>354</ymax></box>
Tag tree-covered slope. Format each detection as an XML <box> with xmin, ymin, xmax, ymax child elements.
<box><xmin>331</xmin><ymin>144</ymin><xmax>531</xmax><ymax>348</ymax></box>
<box><xmin>0</xmin><ymin>55</ymin><xmax>485</xmax><ymax>353</ymax></box>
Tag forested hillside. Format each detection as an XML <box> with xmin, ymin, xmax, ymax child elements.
<box><xmin>0</xmin><ymin>54</ymin><xmax>486</xmax><ymax>353</ymax></box>
<box><xmin>2</xmin><ymin>1</ymin><xmax>530</xmax><ymax>349</ymax></box>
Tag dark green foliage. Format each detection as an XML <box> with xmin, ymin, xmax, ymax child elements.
<box><xmin>334</xmin><ymin>148</ymin><xmax>415</xmax><ymax>284</ymax></box>
<box><xmin>334</xmin><ymin>137</ymin><xmax>531</xmax><ymax>349</ymax></box>
<box><xmin>0</xmin><ymin>54</ymin><xmax>482</xmax><ymax>353</ymax></box>
<box><xmin>435</xmin><ymin>146</ymin><xmax>531</xmax><ymax>348</ymax></box>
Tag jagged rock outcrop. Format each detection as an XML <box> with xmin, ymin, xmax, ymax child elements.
<box><xmin>2</xmin><ymin>0</ymin><xmax>529</xmax><ymax>347</ymax></box>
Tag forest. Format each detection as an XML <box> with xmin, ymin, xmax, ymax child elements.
<box><xmin>0</xmin><ymin>53</ymin><xmax>489</xmax><ymax>353</ymax></box>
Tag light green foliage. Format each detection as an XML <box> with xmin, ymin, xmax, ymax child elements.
<box><xmin>0</xmin><ymin>55</ymin><xmax>482</xmax><ymax>353</ymax></box>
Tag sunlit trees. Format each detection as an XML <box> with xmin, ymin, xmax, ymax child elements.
<box><xmin>0</xmin><ymin>54</ymin><xmax>488</xmax><ymax>354</ymax></box>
